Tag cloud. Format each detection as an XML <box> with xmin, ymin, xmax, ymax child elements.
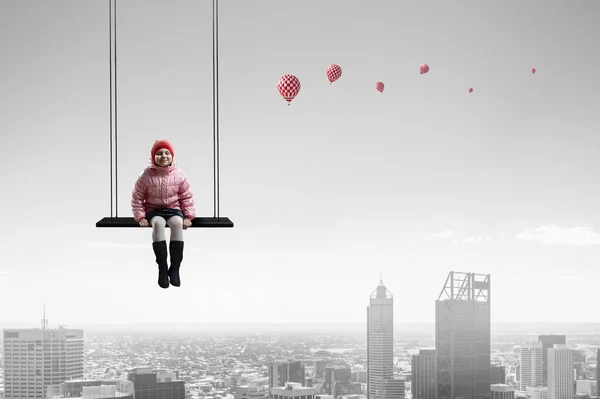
<box><xmin>428</xmin><ymin>230</ymin><xmax>454</xmax><ymax>238</ymax></box>
<box><xmin>556</xmin><ymin>276</ymin><xmax>579</xmax><ymax>280</ymax></box>
<box><xmin>515</xmin><ymin>225</ymin><xmax>600</xmax><ymax>246</ymax></box>
<box><xmin>462</xmin><ymin>236</ymin><xmax>492</xmax><ymax>244</ymax></box>
<box><xmin>0</xmin><ymin>270</ymin><xmax>8</xmax><ymax>274</ymax></box>
<box><xmin>427</xmin><ymin>231</ymin><xmax>492</xmax><ymax>245</ymax></box>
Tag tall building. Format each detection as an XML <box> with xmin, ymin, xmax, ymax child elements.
<box><xmin>323</xmin><ymin>368</ymin><xmax>360</xmax><ymax>398</ymax></box>
<box><xmin>288</xmin><ymin>361</ymin><xmax>306</xmax><ymax>385</ymax></box>
<box><xmin>270</xmin><ymin>361</ymin><xmax>306</xmax><ymax>387</ymax></box>
<box><xmin>490</xmin><ymin>384</ymin><xmax>515</xmax><ymax>399</ymax></box>
<box><xmin>435</xmin><ymin>272</ymin><xmax>491</xmax><ymax>399</ymax></box>
<box><xmin>127</xmin><ymin>367</ymin><xmax>185</xmax><ymax>399</ymax></box>
<box><xmin>367</xmin><ymin>278</ymin><xmax>395</xmax><ymax>399</ymax></box>
<box><xmin>382</xmin><ymin>378</ymin><xmax>405</xmax><ymax>399</ymax></box>
<box><xmin>597</xmin><ymin>348</ymin><xmax>599</xmax><ymax>393</ymax></box>
<box><xmin>538</xmin><ymin>336</ymin><xmax>566</xmax><ymax>384</ymax></box>
<box><xmin>547</xmin><ymin>345</ymin><xmax>574</xmax><ymax>399</ymax></box>
<box><xmin>45</xmin><ymin>380</ymin><xmax>134</xmax><ymax>399</ymax></box>
<box><xmin>411</xmin><ymin>349</ymin><xmax>435</xmax><ymax>399</ymax></box>
<box><xmin>3</xmin><ymin>328</ymin><xmax>84</xmax><ymax>399</ymax></box>
<box><xmin>575</xmin><ymin>380</ymin><xmax>597</xmax><ymax>397</ymax></box>
<box><xmin>490</xmin><ymin>366</ymin><xmax>506</xmax><ymax>384</ymax></box>
<box><xmin>314</xmin><ymin>361</ymin><xmax>330</xmax><ymax>381</ymax></box>
<box><xmin>519</xmin><ymin>342</ymin><xmax>543</xmax><ymax>390</ymax></box>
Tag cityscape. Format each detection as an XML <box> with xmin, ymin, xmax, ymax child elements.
<box><xmin>1</xmin><ymin>271</ymin><xmax>599</xmax><ymax>399</ymax></box>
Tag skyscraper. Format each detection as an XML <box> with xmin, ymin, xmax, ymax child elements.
<box><xmin>411</xmin><ymin>350</ymin><xmax>435</xmax><ymax>399</ymax></box>
<box><xmin>519</xmin><ymin>342</ymin><xmax>543</xmax><ymax>390</ymax></box>
<box><xmin>597</xmin><ymin>348</ymin><xmax>600</xmax><ymax>395</ymax></box>
<box><xmin>490</xmin><ymin>384</ymin><xmax>514</xmax><ymax>399</ymax></box>
<box><xmin>3</xmin><ymin>327</ymin><xmax>84</xmax><ymax>399</ymax></box>
<box><xmin>547</xmin><ymin>345</ymin><xmax>574</xmax><ymax>399</ymax></box>
<box><xmin>490</xmin><ymin>366</ymin><xmax>506</xmax><ymax>384</ymax></box>
<box><xmin>269</xmin><ymin>361</ymin><xmax>306</xmax><ymax>387</ymax></box>
<box><xmin>538</xmin><ymin>335</ymin><xmax>566</xmax><ymax>385</ymax></box>
<box><xmin>435</xmin><ymin>272</ymin><xmax>491</xmax><ymax>399</ymax></box>
<box><xmin>367</xmin><ymin>278</ymin><xmax>395</xmax><ymax>399</ymax></box>
<box><xmin>127</xmin><ymin>367</ymin><xmax>185</xmax><ymax>399</ymax></box>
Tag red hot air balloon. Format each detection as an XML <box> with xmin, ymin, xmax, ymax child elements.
<box><xmin>468</xmin><ymin>87</ymin><xmax>473</xmax><ymax>93</ymax></box>
<box><xmin>531</xmin><ymin>68</ymin><xmax>536</xmax><ymax>74</ymax></box>
<box><xmin>277</xmin><ymin>74</ymin><xmax>301</xmax><ymax>105</ymax></box>
<box><xmin>375</xmin><ymin>82</ymin><xmax>384</xmax><ymax>93</ymax></box>
<box><xmin>420</xmin><ymin>64</ymin><xmax>430</xmax><ymax>74</ymax></box>
<box><xmin>326</xmin><ymin>64</ymin><xmax>342</xmax><ymax>83</ymax></box>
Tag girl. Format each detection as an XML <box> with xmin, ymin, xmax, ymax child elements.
<box><xmin>131</xmin><ymin>139</ymin><xmax>195</xmax><ymax>289</ymax></box>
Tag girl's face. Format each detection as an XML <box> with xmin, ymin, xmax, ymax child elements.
<box><xmin>154</xmin><ymin>148</ymin><xmax>172</xmax><ymax>167</ymax></box>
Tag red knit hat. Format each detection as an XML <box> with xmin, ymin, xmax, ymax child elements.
<box><xmin>151</xmin><ymin>140</ymin><xmax>174</xmax><ymax>164</ymax></box>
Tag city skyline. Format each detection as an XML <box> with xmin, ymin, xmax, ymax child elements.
<box><xmin>1</xmin><ymin>0</ymin><xmax>600</xmax><ymax>324</ymax></box>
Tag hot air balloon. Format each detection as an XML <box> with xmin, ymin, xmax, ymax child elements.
<box><xmin>468</xmin><ymin>87</ymin><xmax>473</xmax><ymax>93</ymax></box>
<box><xmin>531</xmin><ymin>68</ymin><xmax>536</xmax><ymax>74</ymax></box>
<box><xmin>277</xmin><ymin>74</ymin><xmax>301</xmax><ymax>105</ymax></box>
<box><xmin>375</xmin><ymin>82</ymin><xmax>384</xmax><ymax>93</ymax></box>
<box><xmin>420</xmin><ymin>64</ymin><xmax>430</xmax><ymax>74</ymax></box>
<box><xmin>326</xmin><ymin>64</ymin><xmax>342</xmax><ymax>84</ymax></box>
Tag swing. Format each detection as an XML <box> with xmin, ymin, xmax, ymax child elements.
<box><xmin>96</xmin><ymin>0</ymin><xmax>233</xmax><ymax>229</ymax></box>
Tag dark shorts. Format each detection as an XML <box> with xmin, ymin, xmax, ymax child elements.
<box><xmin>146</xmin><ymin>208</ymin><xmax>185</xmax><ymax>222</ymax></box>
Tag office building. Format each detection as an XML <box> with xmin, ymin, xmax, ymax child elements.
<box><xmin>411</xmin><ymin>349</ymin><xmax>435</xmax><ymax>399</ymax></box>
<box><xmin>538</xmin><ymin>336</ymin><xmax>566</xmax><ymax>385</ymax></box>
<box><xmin>520</xmin><ymin>343</ymin><xmax>543</xmax><ymax>390</ymax></box>
<box><xmin>547</xmin><ymin>345</ymin><xmax>574</xmax><ymax>399</ymax></box>
<box><xmin>435</xmin><ymin>272</ymin><xmax>491</xmax><ymax>399</ymax></box>
<box><xmin>3</xmin><ymin>328</ymin><xmax>84</xmax><ymax>399</ymax></box>
<box><xmin>367</xmin><ymin>277</ymin><xmax>400</xmax><ymax>399</ymax></box>
<box><xmin>271</xmin><ymin>382</ymin><xmax>318</xmax><ymax>399</ymax></box>
<box><xmin>490</xmin><ymin>384</ymin><xmax>514</xmax><ymax>399</ymax></box>
<box><xmin>45</xmin><ymin>380</ymin><xmax>134</xmax><ymax>399</ymax></box>
<box><xmin>127</xmin><ymin>367</ymin><xmax>185</xmax><ymax>399</ymax></box>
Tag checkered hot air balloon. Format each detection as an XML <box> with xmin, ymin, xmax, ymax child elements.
<box><xmin>468</xmin><ymin>87</ymin><xmax>473</xmax><ymax>93</ymax></box>
<box><xmin>531</xmin><ymin>68</ymin><xmax>536</xmax><ymax>74</ymax></box>
<box><xmin>277</xmin><ymin>74</ymin><xmax>301</xmax><ymax>105</ymax></box>
<box><xmin>375</xmin><ymin>81</ymin><xmax>384</xmax><ymax>93</ymax></box>
<box><xmin>326</xmin><ymin>64</ymin><xmax>342</xmax><ymax>84</ymax></box>
<box><xmin>420</xmin><ymin>64</ymin><xmax>430</xmax><ymax>74</ymax></box>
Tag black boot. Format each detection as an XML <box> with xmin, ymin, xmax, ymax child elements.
<box><xmin>168</xmin><ymin>241</ymin><xmax>184</xmax><ymax>287</ymax></box>
<box><xmin>152</xmin><ymin>241</ymin><xmax>169</xmax><ymax>289</ymax></box>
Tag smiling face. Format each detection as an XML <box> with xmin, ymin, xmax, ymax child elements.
<box><xmin>154</xmin><ymin>148</ymin><xmax>172</xmax><ymax>167</ymax></box>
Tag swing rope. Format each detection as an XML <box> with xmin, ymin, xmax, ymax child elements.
<box><xmin>108</xmin><ymin>0</ymin><xmax>113</xmax><ymax>217</ymax></box>
<box><xmin>212</xmin><ymin>0</ymin><xmax>221</xmax><ymax>219</ymax></box>
<box><xmin>114</xmin><ymin>0</ymin><xmax>119</xmax><ymax>218</ymax></box>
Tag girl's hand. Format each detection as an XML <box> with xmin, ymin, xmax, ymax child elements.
<box><xmin>183</xmin><ymin>219</ymin><xmax>192</xmax><ymax>230</ymax></box>
<box><xmin>139</xmin><ymin>218</ymin><xmax>149</xmax><ymax>227</ymax></box>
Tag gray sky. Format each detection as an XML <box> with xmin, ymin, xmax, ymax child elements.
<box><xmin>1</xmin><ymin>0</ymin><xmax>599</xmax><ymax>325</ymax></box>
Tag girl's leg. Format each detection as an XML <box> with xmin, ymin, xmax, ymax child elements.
<box><xmin>150</xmin><ymin>216</ymin><xmax>169</xmax><ymax>289</ymax></box>
<box><xmin>166</xmin><ymin>216</ymin><xmax>185</xmax><ymax>287</ymax></box>
<box><xmin>150</xmin><ymin>216</ymin><xmax>167</xmax><ymax>242</ymax></box>
<box><xmin>167</xmin><ymin>216</ymin><xmax>184</xmax><ymax>241</ymax></box>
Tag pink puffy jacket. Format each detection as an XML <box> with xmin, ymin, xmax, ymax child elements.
<box><xmin>131</xmin><ymin>162</ymin><xmax>195</xmax><ymax>222</ymax></box>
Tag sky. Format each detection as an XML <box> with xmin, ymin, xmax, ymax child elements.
<box><xmin>1</xmin><ymin>0</ymin><xmax>599</xmax><ymax>327</ymax></box>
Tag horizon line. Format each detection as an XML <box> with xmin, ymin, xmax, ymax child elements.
<box><xmin>2</xmin><ymin>321</ymin><xmax>600</xmax><ymax>325</ymax></box>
